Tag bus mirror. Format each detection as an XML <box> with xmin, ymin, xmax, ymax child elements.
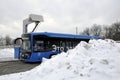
<box><xmin>13</xmin><ymin>38</ymin><xmax>23</xmax><ymax>46</ymax></box>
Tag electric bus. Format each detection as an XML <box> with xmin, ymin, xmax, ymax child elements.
<box><xmin>14</xmin><ymin>32</ymin><xmax>101</xmax><ymax>62</ymax></box>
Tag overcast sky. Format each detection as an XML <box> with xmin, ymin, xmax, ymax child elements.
<box><xmin>0</xmin><ymin>0</ymin><xmax>120</xmax><ymax>38</ymax></box>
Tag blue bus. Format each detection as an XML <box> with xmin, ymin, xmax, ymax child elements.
<box><xmin>14</xmin><ymin>32</ymin><xmax>100</xmax><ymax>62</ymax></box>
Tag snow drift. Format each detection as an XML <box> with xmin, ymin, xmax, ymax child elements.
<box><xmin>0</xmin><ymin>48</ymin><xmax>14</xmax><ymax>61</ymax></box>
<box><xmin>0</xmin><ymin>39</ymin><xmax>120</xmax><ymax>80</ymax></box>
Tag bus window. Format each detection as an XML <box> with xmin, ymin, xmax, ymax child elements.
<box><xmin>60</xmin><ymin>41</ymin><xmax>65</xmax><ymax>47</ymax></box>
<box><xmin>50</xmin><ymin>40</ymin><xmax>59</xmax><ymax>51</ymax></box>
<box><xmin>21</xmin><ymin>37</ymin><xmax>31</xmax><ymax>51</ymax></box>
<box><xmin>34</xmin><ymin>40</ymin><xmax>44</xmax><ymax>52</ymax></box>
<box><xmin>59</xmin><ymin>41</ymin><xmax>65</xmax><ymax>52</ymax></box>
<box><xmin>69</xmin><ymin>41</ymin><xmax>73</xmax><ymax>49</ymax></box>
<box><xmin>66</xmin><ymin>41</ymin><xmax>70</xmax><ymax>51</ymax></box>
<box><xmin>45</xmin><ymin>41</ymin><xmax>53</xmax><ymax>51</ymax></box>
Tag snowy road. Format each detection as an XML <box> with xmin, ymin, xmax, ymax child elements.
<box><xmin>0</xmin><ymin>61</ymin><xmax>40</xmax><ymax>75</ymax></box>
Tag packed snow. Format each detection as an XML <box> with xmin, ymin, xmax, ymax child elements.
<box><xmin>0</xmin><ymin>48</ymin><xmax>14</xmax><ymax>61</ymax></box>
<box><xmin>0</xmin><ymin>39</ymin><xmax>120</xmax><ymax>80</ymax></box>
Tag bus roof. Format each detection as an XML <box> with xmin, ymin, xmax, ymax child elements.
<box><xmin>30</xmin><ymin>32</ymin><xmax>101</xmax><ymax>39</ymax></box>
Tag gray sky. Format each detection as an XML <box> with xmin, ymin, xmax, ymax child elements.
<box><xmin>0</xmin><ymin>0</ymin><xmax>120</xmax><ymax>38</ymax></box>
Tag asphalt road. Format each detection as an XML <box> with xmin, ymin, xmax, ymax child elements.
<box><xmin>0</xmin><ymin>60</ymin><xmax>40</xmax><ymax>76</ymax></box>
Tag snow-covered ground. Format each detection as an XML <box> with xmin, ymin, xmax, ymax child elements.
<box><xmin>0</xmin><ymin>48</ymin><xmax>15</xmax><ymax>61</ymax></box>
<box><xmin>0</xmin><ymin>39</ymin><xmax>120</xmax><ymax>80</ymax></box>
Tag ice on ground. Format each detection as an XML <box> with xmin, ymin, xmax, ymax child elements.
<box><xmin>0</xmin><ymin>39</ymin><xmax>120</xmax><ymax>80</ymax></box>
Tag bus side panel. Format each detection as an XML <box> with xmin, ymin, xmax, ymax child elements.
<box><xmin>14</xmin><ymin>47</ymin><xmax>20</xmax><ymax>59</ymax></box>
<box><xmin>25</xmin><ymin>51</ymin><xmax>59</xmax><ymax>62</ymax></box>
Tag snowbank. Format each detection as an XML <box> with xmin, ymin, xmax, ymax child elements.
<box><xmin>0</xmin><ymin>39</ymin><xmax>120</xmax><ymax>80</ymax></box>
<box><xmin>0</xmin><ymin>48</ymin><xmax>14</xmax><ymax>61</ymax></box>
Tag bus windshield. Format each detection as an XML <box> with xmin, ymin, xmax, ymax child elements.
<box><xmin>21</xmin><ymin>37</ymin><xmax>31</xmax><ymax>51</ymax></box>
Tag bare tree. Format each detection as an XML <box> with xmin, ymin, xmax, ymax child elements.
<box><xmin>81</xmin><ymin>24</ymin><xmax>102</xmax><ymax>36</ymax></box>
<box><xmin>102</xmin><ymin>22</ymin><xmax>120</xmax><ymax>40</ymax></box>
<box><xmin>80</xmin><ymin>21</ymin><xmax>120</xmax><ymax>40</ymax></box>
<box><xmin>90</xmin><ymin>24</ymin><xmax>102</xmax><ymax>36</ymax></box>
<box><xmin>111</xmin><ymin>22</ymin><xmax>120</xmax><ymax>40</ymax></box>
<box><xmin>0</xmin><ymin>36</ymin><xmax>5</xmax><ymax>46</ymax></box>
<box><xmin>5</xmin><ymin>35</ymin><xmax>12</xmax><ymax>46</ymax></box>
<box><xmin>103</xmin><ymin>27</ymin><xmax>113</xmax><ymax>39</ymax></box>
<box><xmin>81</xmin><ymin>27</ymin><xmax>90</xmax><ymax>36</ymax></box>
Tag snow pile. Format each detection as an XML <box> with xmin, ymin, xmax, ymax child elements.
<box><xmin>0</xmin><ymin>39</ymin><xmax>120</xmax><ymax>80</ymax></box>
<box><xmin>0</xmin><ymin>48</ymin><xmax>14</xmax><ymax>61</ymax></box>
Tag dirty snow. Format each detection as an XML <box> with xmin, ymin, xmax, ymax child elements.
<box><xmin>0</xmin><ymin>39</ymin><xmax>120</xmax><ymax>80</ymax></box>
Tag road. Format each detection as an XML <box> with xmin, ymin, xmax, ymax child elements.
<box><xmin>0</xmin><ymin>60</ymin><xmax>40</xmax><ymax>76</ymax></box>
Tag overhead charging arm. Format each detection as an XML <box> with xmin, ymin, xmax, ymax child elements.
<box><xmin>32</xmin><ymin>21</ymin><xmax>40</xmax><ymax>32</ymax></box>
<box><xmin>23</xmin><ymin>14</ymin><xmax>44</xmax><ymax>34</ymax></box>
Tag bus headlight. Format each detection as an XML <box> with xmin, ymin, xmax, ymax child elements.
<box><xmin>21</xmin><ymin>53</ymin><xmax>30</xmax><ymax>59</ymax></box>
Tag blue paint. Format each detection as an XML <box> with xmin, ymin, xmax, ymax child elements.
<box><xmin>14</xmin><ymin>47</ymin><xmax>20</xmax><ymax>59</ymax></box>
